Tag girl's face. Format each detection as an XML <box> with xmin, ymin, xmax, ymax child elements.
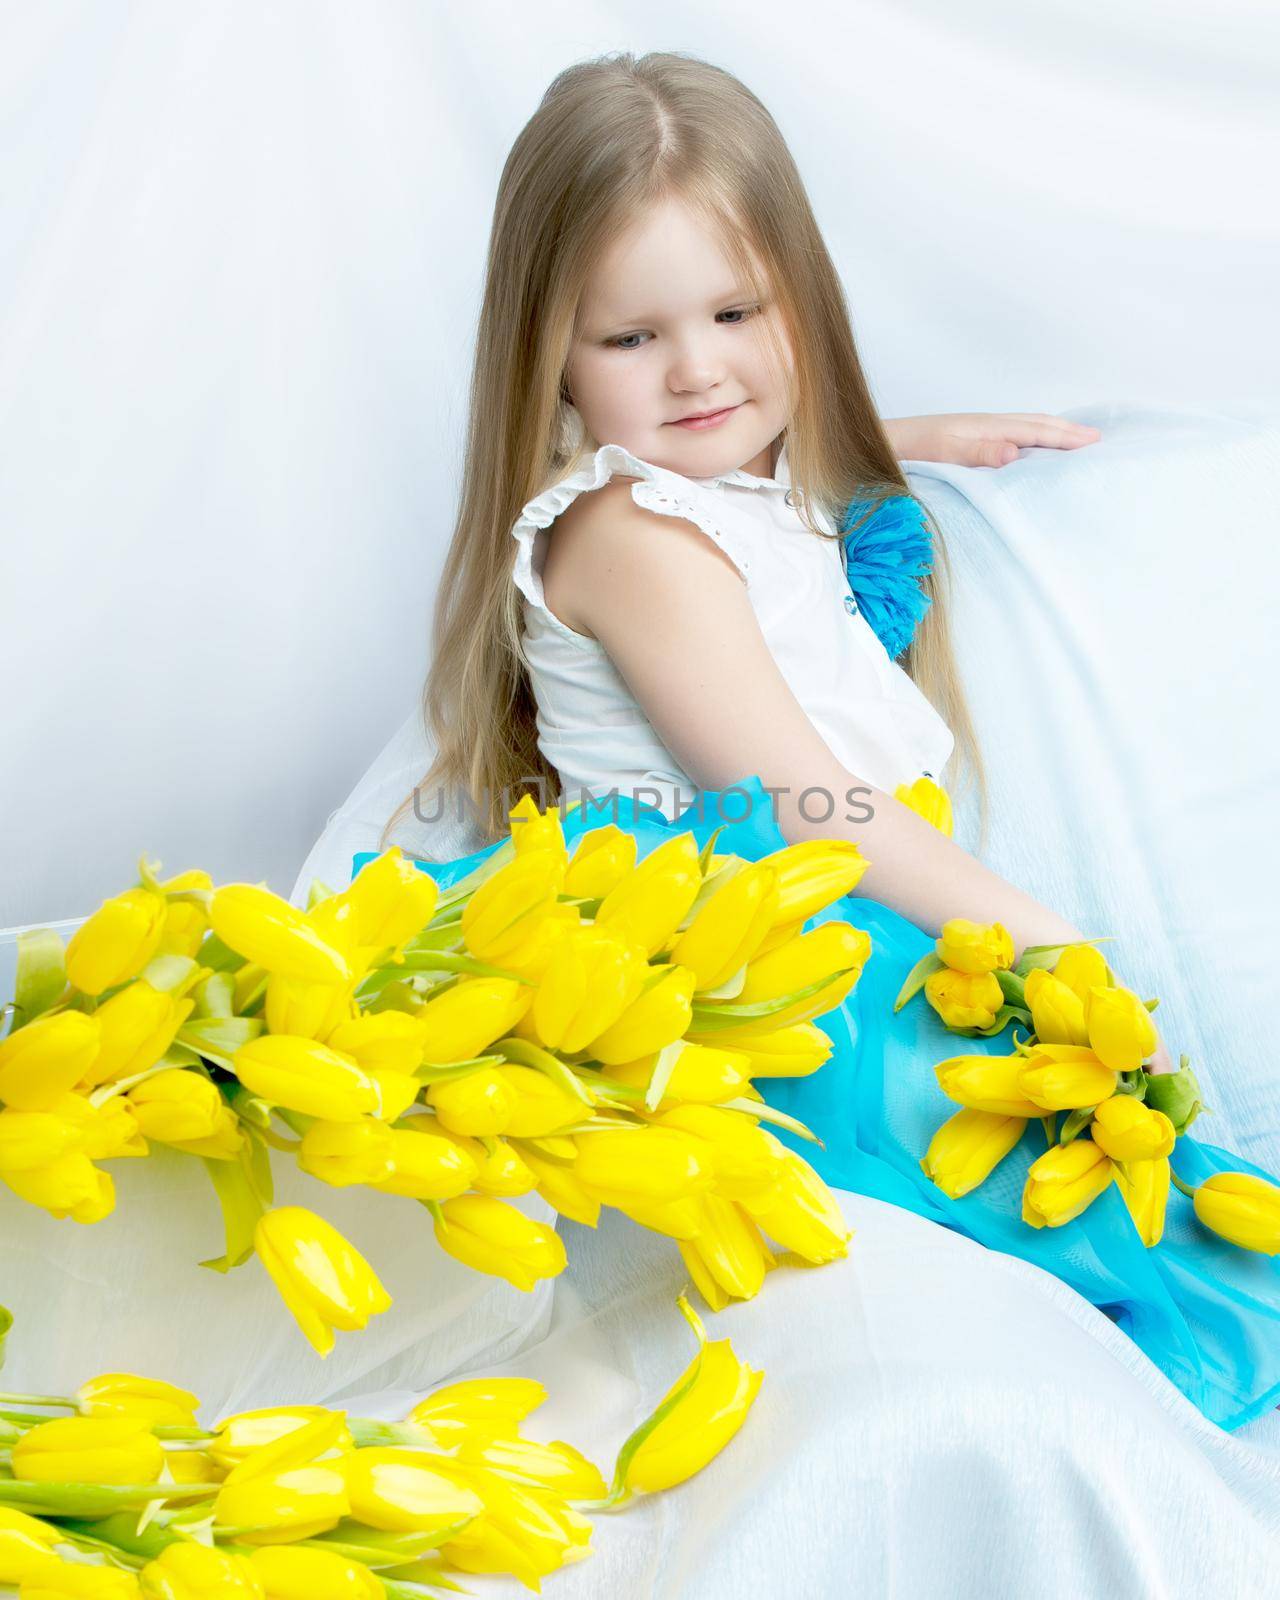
<box><xmin>565</xmin><ymin>194</ymin><xmax>794</xmax><ymax>479</ymax></box>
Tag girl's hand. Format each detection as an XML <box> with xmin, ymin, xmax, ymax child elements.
<box><xmin>884</xmin><ymin>412</ymin><xmax>1102</xmax><ymax>469</ymax></box>
<box><xmin>1147</xmin><ymin>1033</ymin><xmax>1177</xmax><ymax>1077</ymax></box>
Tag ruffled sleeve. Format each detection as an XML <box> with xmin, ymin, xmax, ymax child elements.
<box><xmin>511</xmin><ymin>443</ymin><xmax>756</xmax><ymax>627</ymax></box>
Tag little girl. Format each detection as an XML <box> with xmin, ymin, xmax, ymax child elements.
<box><xmin>376</xmin><ymin>49</ymin><xmax>1280</xmax><ymax>1552</ymax></box>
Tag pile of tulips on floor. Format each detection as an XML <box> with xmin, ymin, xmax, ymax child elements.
<box><xmin>903</xmin><ymin>920</ymin><xmax>1280</xmax><ymax>1252</ymax></box>
<box><xmin>0</xmin><ymin>794</ymin><xmax>870</xmax><ymax>1356</ymax></box>
<box><xmin>0</xmin><ymin>1293</ymin><xmax>757</xmax><ymax>1596</ymax></box>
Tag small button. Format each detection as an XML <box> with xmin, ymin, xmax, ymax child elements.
<box><xmin>784</xmin><ymin>488</ymin><xmax>802</xmax><ymax>508</ymax></box>
<box><xmin>843</xmin><ymin>594</ymin><xmax>858</xmax><ymax>615</ymax></box>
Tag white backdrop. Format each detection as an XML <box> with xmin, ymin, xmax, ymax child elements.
<box><xmin>2</xmin><ymin>0</ymin><xmax>1278</xmax><ymax>923</ymax></box>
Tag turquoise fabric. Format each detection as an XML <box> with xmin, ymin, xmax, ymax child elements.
<box><xmin>354</xmin><ymin>774</ymin><xmax>1280</xmax><ymax>1432</ymax></box>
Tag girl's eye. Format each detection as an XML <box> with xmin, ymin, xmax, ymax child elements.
<box><xmin>605</xmin><ymin>305</ymin><xmax>761</xmax><ymax>351</ymax></box>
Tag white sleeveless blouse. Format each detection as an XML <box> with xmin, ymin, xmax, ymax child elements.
<box><xmin>509</xmin><ymin>439</ymin><xmax>954</xmax><ymax>819</ymax></box>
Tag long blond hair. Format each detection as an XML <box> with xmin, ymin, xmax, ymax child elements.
<box><xmin>383</xmin><ymin>49</ymin><xmax>988</xmax><ymax>857</ymax></box>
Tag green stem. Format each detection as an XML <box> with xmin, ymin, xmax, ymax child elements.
<box><xmin>0</xmin><ymin>1391</ymin><xmax>73</xmax><ymax>1409</ymax></box>
<box><xmin>1169</xmin><ymin>1168</ymin><xmax>1198</xmax><ymax>1199</ymax></box>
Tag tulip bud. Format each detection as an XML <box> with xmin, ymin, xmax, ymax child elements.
<box><xmin>1023</xmin><ymin>969</ymin><xmax>1090</xmax><ymax>1047</ymax></box>
<box><xmin>11</xmin><ymin>1415</ymin><xmax>164</xmax><ymax>1485</ymax></box>
<box><xmin>417</xmin><ymin>978</ymin><xmax>532</xmax><ymax>1064</ymax></box>
<box><xmin>491</xmin><ymin>1066</ymin><xmax>587</xmax><ymax>1138</ymax></box>
<box><xmin>923</xmin><ymin>967</ymin><xmax>1003</xmax><ymax>1031</ymax></box>
<box><xmin>756</xmin><ymin>839</ymin><xmax>869</xmax><ymax>922</ymax></box>
<box><xmin>65</xmin><ymin>887</ymin><xmax>167</xmax><ymax>994</ymax></box>
<box><xmin>1086</xmin><ymin>984</ymin><xmax>1158</xmax><ymax>1073</ymax></box>
<box><xmin>1021</xmin><ymin>1139</ymin><xmax>1114</xmax><ymax>1228</ymax></box>
<box><xmin>333</xmin><ymin>846</ymin><xmax>440</xmax><ymax>950</ymax></box>
<box><xmin>678</xmin><ymin>1192</ymin><xmax>774</xmax><ymax>1306</ymax></box>
<box><xmin>735</xmin><ymin>922</ymin><xmax>871</xmax><ymax>1030</ymax></box>
<box><xmin>209</xmin><ymin>884</ymin><xmax>350</xmax><ymax>984</ymax></box>
<box><xmin>585</xmin><ymin>966</ymin><xmax>697</xmax><ymax>1065</ymax></box>
<box><xmin>1090</xmin><ymin>1096</ymin><xmax>1175</xmax><ymax>1161</ymax></box>
<box><xmin>564</xmin><ymin>826</ymin><xmax>636</xmax><ymax>900</ymax></box>
<box><xmin>1017</xmin><ymin>1047</ymin><xmax>1119</xmax><ymax>1112</ymax></box>
<box><xmin>667</xmin><ymin>863</ymin><xmax>781</xmax><ymax>991</ymax></box>
<box><xmin>1051</xmin><ymin>943</ymin><xmax>1111</xmax><ymax>1005</ymax></box>
<box><xmin>372</xmin><ymin>1127</ymin><xmax>477</xmax><ymax>1200</ymax></box>
<box><xmin>530</xmin><ymin>926</ymin><xmax>649</xmax><ymax>1052</ymax></box>
<box><xmin>215</xmin><ymin>1464</ymin><xmax>350</xmax><ymax>1546</ymax></box>
<box><xmin>606</xmin><ymin>1045</ymin><xmax>751</xmax><ymax>1108</ymax></box>
<box><xmin>140</xmin><ymin>1542</ymin><xmax>264</xmax><ymax>1598</ymax></box>
<box><xmin>460</xmin><ymin>1434</ymin><xmax>608</xmax><ymax>1500</ymax></box>
<box><xmin>128</xmin><ymin>1070</ymin><xmax>231</xmax><ymax>1146</ymax></box>
<box><xmin>0</xmin><ymin>1506</ymin><xmax>63</xmax><ymax>1586</ymax></box>
<box><xmin>0</xmin><ymin>1108</ymin><xmax>79</xmax><ymax>1172</ymax></box>
<box><xmin>702</xmin><ymin>1021</ymin><xmax>831</xmax><ymax>1079</ymax></box>
<box><xmin>2</xmin><ymin>1151</ymin><xmax>115</xmax><ymax>1223</ymax></box>
<box><xmin>1113</xmin><ymin>1154</ymin><xmax>1170</xmax><ymax>1247</ymax></box>
<box><xmin>254</xmin><ymin>1207</ymin><xmax>392</xmax><ymax>1356</ymax></box>
<box><xmin>895</xmin><ymin>774</ymin><xmax>954</xmax><ymax>836</ymax></box>
<box><xmin>935</xmin><ymin>1054</ymin><xmax>1043</xmax><ymax>1116</ymax></box>
<box><xmin>404</xmin><ymin>1377</ymin><xmax>547</xmax><ymax>1443</ymax></box>
<box><xmin>572</xmin><ymin>1127</ymin><xmax>710</xmax><ymax>1211</ymax></box>
<box><xmin>0</xmin><ymin>1012</ymin><xmax>101</xmax><ymax>1111</ymax></box>
<box><xmin>508</xmin><ymin>793</ymin><xmax>568</xmax><ymax>861</ymax></box>
<box><xmin>76</xmin><ymin>1373</ymin><xmax>199</xmax><ymax>1427</ymax></box>
<box><xmin>342</xmin><ymin>1446</ymin><xmax>484</xmax><ymax>1534</ymax></box>
<box><xmin>740</xmin><ymin>1143</ymin><xmax>850</xmax><ymax>1263</ymax></box>
<box><xmin>81</xmin><ymin>982</ymin><xmax>194</xmax><ymax>1090</ymax></box>
<box><xmin>324</xmin><ymin>1012</ymin><xmax>426</xmax><ymax>1076</ymax></box>
<box><xmin>426</xmin><ymin>1065</ymin><xmax>518</xmax><ymax>1136</ymax></box>
<box><xmin>430</xmin><ymin>1194</ymin><xmax>567</xmax><ymax>1290</ymax></box>
<box><xmin>595</xmin><ymin>835</ymin><xmax>704</xmax><ymax>956</ymax></box>
<box><xmin>1192</xmin><ymin>1171</ymin><xmax>1280</xmax><ymax>1255</ymax></box>
<box><xmin>935</xmin><ymin>918</ymin><xmax>1013</xmax><ymax>976</ymax></box>
<box><xmin>263</xmin><ymin>974</ymin><xmax>353</xmax><ymax>1041</ymax></box>
<box><xmin>1143</xmin><ymin>1065</ymin><xmax>1205</xmax><ymax>1136</ymax></box>
<box><xmin>461</xmin><ymin>849</ymin><xmax>565</xmax><ymax>964</ymax></box>
<box><xmin>234</xmin><ymin>1036</ymin><xmax>380</xmax><ymax>1121</ymax></box>
<box><xmin>297</xmin><ymin>1118</ymin><xmax>396</xmax><ymax>1187</ymax></box>
<box><xmin>920</xmin><ymin>1108</ymin><xmax>1027</xmax><ymax>1197</ymax></box>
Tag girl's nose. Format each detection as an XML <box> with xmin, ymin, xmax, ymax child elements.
<box><xmin>668</xmin><ymin>344</ymin><xmax>725</xmax><ymax>395</ymax></box>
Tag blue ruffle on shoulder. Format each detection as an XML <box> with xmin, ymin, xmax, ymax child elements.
<box><xmin>359</xmin><ymin>773</ymin><xmax>1280</xmax><ymax>1433</ymax></box>
<box><xmin>839</xmin><ymin>493</ymin><xmax>934</xmax><ymax>660</ymax></box>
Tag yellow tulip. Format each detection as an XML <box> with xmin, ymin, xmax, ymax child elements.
<box><xmin>434</xmin><ymin>1129</ymin><xmax>536</xmax><ymax>1196</ymax></box>
<box><xmin>563</xmin><ymin>826</ymin><xmax>636</xmax><ymax>899</ymax></box>
<box><xmin>209</xmin><ymin>1408</ymin><xmax>351</xmax><ymax>1471</ymax></box>
<box><xmin>297</xmin><ymin>1118</ymin><xmax>395</xmax><ymax>1187</ymax></box>
<box><xmin>649</xmin><ymin>1105</ymin><xmax>782</xmax><ymax>1205</ymax></box>
<box><xmin>895</xmin><ymin>774</ymin><xmax>954</xmax><ymax>836</ymax></box>
<box><xmin>1052</xmin><ymin>943</ymin><xmax>1111</xmax><ymax>1005</ymax></box>
<box><xmin>333</xmin><ymin>846</ymin><xmax>440</xmax><ymax>950</ymax></box>
<box><xmin>214</xmin><ymin>1463</ymin><xmax>350</xmax><ymax>1545</ymax></box>
<box><xmin>1021</xmin><ymin>1139</ymin><xmax>1114</xmax><ymax>1228</ymax></box>
<box><xmin>595</xmin><ymin>834</ymin><xmax>704</xmax><ymax>956</ymax></box>
<box><xmin>139</xmin><ymin>1543</ymin><xmax>264</xmax><ymax>1598</ymax></box>
<box><xmin>11</xmin><ymin>1415</ymin><xmax>163</xmax><ymax>1485</ymax></box>
<box><xmin>492</xmin><ymin>1066</ymin><xmax>587</xmax><ymax>1138</ymax></box>
<box><xmin>584</xmin><ymin>965</ymin><xmax>697</xmax><ymax>1065</ymax></box>
<box><xmin>2</xmin><ymin>1152</ymin><xmax>115</xmax><ymax>1223</ymax></box>
<box><xmin>935</xmin><ymin>918</ymin><xmax>1013</xmax><ymax>976</ymax></box>
<box><xmin>1090</xmin><ymin>1096</ymin><xmax>1176</xmax><ymax>1161</ymax></box>
<box><xmin>678</xmin><ymin>1192</ymin><xmax>775</xmax><ymax>1307</ymax></box>
<box><xmin>734</xmin><ymin>922</ymin><xmax>871</xmax><ymax>1029</ymax></box>
<box><xmin>1113</xmin><ymin>1155</ymin><xmax>1170</xmax><ymax>1247</ymax></box>
<box><xmin>65</xmin><ymin>887</ymin><xmax>167</xmax><ymax>994</ymax></box>
<box><xmin>342</xmin><ymin>1446</ymin><xmax>484</xmax><ymax>1534</ymax></box>
<box><xmin>20</xmin><ymin>1557</ymin><xmax>144</xmax><ymax>1597</ymax></box>
<box><xmin>923</xmin><ymin>967</ymin><xmax>1003</xmax><ymax>1031</ymax></box>
<box><xmin>572</xmin><ymin>1127</ymin><xmax>710</xmax><ymax>1211</ymax></box>
<box><xmin>701</xmin><ymin>1021</ymin><xmax>831</xmax><ymax>1079</ymax></box>
<box><xmin>127</xmin><ymin>1070</ymin><xmax>233</xmax><ymax>1145</ymax></box>
<box><xmin>606</xmin><ymin>1045</ymin><xmax>752</xmax><ymax>1107</ymax></box>
<box><xmin>507</xmin><ymin>793</ymin><xmax>568</xmax><ymax>859</ymax></box>
<box><xmin>254</xmin><ymin>1207</ymin><xmax>392</xmax><ymax>1356</ymax></box>
<box><xmin>155</xmin><ymin>868</ymin><xmax>214</xmax><ymax>961</ymax></box>
<box><xmin>0</xmin><ymin>1012</ymin><xmax>101</xmax><ymax>1111</ymax></box>
<box><xmin>209</xmin><ymin>885</ymin><xmax>350</xmax><ymax>984</ymax></box>
<box><xmin>81</xmin><ymin>982</ymin><xmax>194</xmax><ymax>1089</ymax></box>
<box><xmin>262</xmin><ymin>973</ymin><xmax>352</xmax><ymax>1040</ymax></box>
<box><xmin>436</xmin><ymin>1464</ymin><xmax>592</xmax><ymax>1588</ymax></box>
<box><xmin>405</xmin><ymin>1377</ymin><xmax>548</xmax><ymax>1443</ymax></box>
<box><xmin>530</xmin><ymin>925</ymin><xmax>649</xmax><ymax>1052</ymax></box>
<box><xmin>920</xmin><ymin>1108</ymin><xmax>1027</xmax><ymax>1197</ymax></box>
<box><xmin>1087</xmin><ymin>984</ymin><xmax>1159</xmax><ymax>1072</ymax></box>
<box><xmin>417</xmin><ymin>978</ymin><xmax>532</xmax><ymax>1064</ymax></box>
<box><xmin>755</xmin><ymin>839</ymin><xmax>869</xmax><ymax>923</ymax></box>
<box><xmin>1192</xmin><ymin>1171</ymin><xmax>1280</xmax><ymax>1255</ymax></box>
<box><xmin>741</xmin><ymin>1144</ymin><xmax>851</xmax><ymax>1263</ymax></box>
<box><xmin>667</xmin><ymin>863</ymin><xmax>781</xmax><ymax>991</ymax></box>
<box><xmin>49</xmin><ymin>1092</ymin><xmax>147</xmax><ymax>1161</ymax></box>
<box><xmin>0</xmin><ymin>1108</ymin><xmax>79</xmax><ymax>1171</ymax></box>
<box><xmin>165</xmin><ymin>1449</ymin><xmax>225</xmax><ymax>1485</ymax></box>
<box><xmin>373</xmin><ymin>1126</ymin><xmax>477</xmax><ymax>1200</ymax></box>
<box><xmin>460</xmin><ymin>1434</ymin><xmax>607</xmax><ymax>1500</ymax></box>
<box><xmin>426</xmin><ymin>1065</ymin><xmax>517</xmax><ymax>1136</ymax></box>
<box><xmin>1016</xmin><ymin>1047</ymin><xmax>1118</xmax><ymax>1111</ymax></box>
<box><xmin>0</xmin><ymin>1508</ymin><xmax>61</xmax><ymax>1586</ymax></box>
<box><xmin>321</xmin><ymin>1013</ymin><xmax>422</xmax><ymax>1078</ymax></box>
<box><xmin>1024</xmin><ymin>968</ymin><xmax>1091</xmax><ymax>1047</ymax></box>
<box><xmin>234</xmin><ymin>1036</ymin><xmax>379</xmax><ymax>1121</ymax></box>
<box><xmin>461</xmin><ymin>848</ymin><xmax>565</xmax><ymax>964</ymax></box>
<box><xmin>431</xmin><ymin>1194</ymin><xmax>567</xmax><ymax>1290</ymax></box>
<box><xmin>513</xmin><ymin>1142</ymin><xmax>601</xmax><ymax>1226</ymax></box>
<box><xmin>75</xmin><ymin>1373</ymin><xmax>199</xmax><ymax>1427</ymax></box>
<box><xmin>934</xmin><ymin>1054</ymin><xmax>1043</xmax><ymax>1116</ymax></box>
<box><xmin>621</xmin><ymin>1296</ymin><xmax>762</xmax><ymax>1494</ymax></box>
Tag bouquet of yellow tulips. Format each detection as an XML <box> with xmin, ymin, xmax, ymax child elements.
<box><xmin>0</xmin><ymin>796</ymin><xmax>862</xmax><ymax>1354</ymax></box>
<box><xmin>898</xmin><ymin>919</ymin><xmax>1280</xmax><ymax>1253</ymax></box>
<box><xmin>0</xmin><ymin>1298</ymin><xmax>760</xmax><ymax>1595</ymax></box>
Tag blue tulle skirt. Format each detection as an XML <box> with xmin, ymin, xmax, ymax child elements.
<box><xmin>357</xmin><ymin>775</ymin><xmax>1280</xmax><ymax>1432</ymax></box>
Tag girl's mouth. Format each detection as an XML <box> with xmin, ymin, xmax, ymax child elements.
<box><xmin>669</xmin><ymin>403</ymin><xmax>742</xmax><ymax>430</ymax></box>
